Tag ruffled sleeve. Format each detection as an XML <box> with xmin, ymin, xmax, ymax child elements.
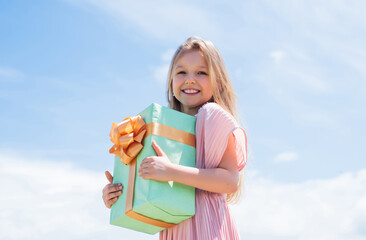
<box><xmin>195</xmin><ymin>103</ymin><xmax>247</xmax><ymax>171</ymax></box>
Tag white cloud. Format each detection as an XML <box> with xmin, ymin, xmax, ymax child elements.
<box><xmin>269</xmin><ymin>0</ymin><xmax>366</xmax><ymax>32</ymax></box>
<box><xmin>294</xmin><ymin>111</ymin><xmax>341</xmax><ymax>129</ymax></box>
<box><xmin>233</xmin><ymin>169</ymin><xmax>366</xmax><ymax>240</ymax></box>
<box><xmin>270</xmin><ymin>50</ymin><xmax>286</xmax><ymax>63</ymax></box>
<box><xmin>274</xmin><ymin>151</ymin><xmax>298</xmax><ymax>162</ymax></box>
<box><xmin>161</xmin><ymin>49</ymin><xmax>175</xmax><ymax>62</ymax></box>
<box><xmin>1</xmin><ymin>154</ymin><xmax>365</xmax><ymax>240</ymax></box>
<box><xmin>63</xmin><ymin>0</ymin><xmax>220</xmax><ymax>42</ymax></box>
<box><xmin>261</xmin><ymin>47</ymin><xmax>332</xmax><ymax>96</ymax></box>
<box><xmin>153</xmin><ymin>64</ymin><xmax>169</xmax><ymax>85</ymax></box>
<box><xmin>0</xmin><ymin>66</ymin><xmax>25</xmax><ymax>81</ymax></box>
<box><xmin>152</xmin><ymin>49</ymin><xmax>175</xmax><ymax>85</ymax></box>
<box><xmin>287</xmin><ymin>68</ymin><xmax>330</xmax><ymax>93</ymax></box>
<box><xmin>0</xmin><ymin>154</ymin><xmax>158</xmax><ymax>240</ymax></box>
<box><xmin>258</xmin><ymin>0</ymin><xmax>365</xmax><ymax>97</ymax></box>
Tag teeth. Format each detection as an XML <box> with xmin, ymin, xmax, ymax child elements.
<box><xmin>183</xmin><ymin>89</ymin><xmax>198</xmax><ymax>94</ymax></box>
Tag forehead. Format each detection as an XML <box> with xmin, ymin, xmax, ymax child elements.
<box><xmin>174</xmin><ymin>50</ymin><xmax>207</xmax><ymax>67</ymax></box>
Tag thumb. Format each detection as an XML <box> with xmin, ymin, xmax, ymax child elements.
<box><xmin>152</xmin><ymin>140</ymin><xmax>166</xmax><ymax>157</ymax></box>
<box><xmin>105</xmin><ymin>171</ymin><xmax>113</xmax><ymax>184</ymax></box>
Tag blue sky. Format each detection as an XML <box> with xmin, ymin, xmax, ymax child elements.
<box><xmin>1</xmin><ymin>1</ymin><xmax>365</xmax><ymax>239</ymax></box>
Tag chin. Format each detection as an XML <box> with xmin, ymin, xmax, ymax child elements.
<box><xmin>185</xmin><ymin>103</ymin><xmax>203</xmax><ymax>109</ymax></box>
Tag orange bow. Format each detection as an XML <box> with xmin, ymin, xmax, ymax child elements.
<box><xmin>109</xmin><ymin>115</ymin><xmax>147</xmax><ymax>165</ymax></box>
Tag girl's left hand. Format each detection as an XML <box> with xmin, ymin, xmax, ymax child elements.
<box><xmin>138</xmin><ymin>141</ymin><xmax>174</xmax><ymax>182</ymax></box>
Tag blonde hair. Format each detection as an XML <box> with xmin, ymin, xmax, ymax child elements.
<box><xmin>166</xmin><ymin>36</ymin><xmax>242</xmax><ymax>203</ymax></box>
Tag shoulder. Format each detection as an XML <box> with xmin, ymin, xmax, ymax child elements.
<box><xmin>198</xmin><ymin>102</ymin><xmax>224</xmax><ymax>114</ymax></box>
<box><xmin>196</xmin><ymin>103</ymin><xmax>247</xmax><ymax>171</ymax></box>
<box><xmin>197</xmin><ymin>102</ymin><xmax>238</xmax><ymax>127</ymax></box>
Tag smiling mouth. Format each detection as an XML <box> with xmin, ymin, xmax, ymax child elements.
<box><xmin>182</xmin><ymin>89</ymin><xmax>200</xmax><ymax>94</ymax></box>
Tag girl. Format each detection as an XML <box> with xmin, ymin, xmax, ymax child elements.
<box><xmin>102</xmin><ymin>36</ymin><xmax>247</xmax><ymax>239</ymax></box>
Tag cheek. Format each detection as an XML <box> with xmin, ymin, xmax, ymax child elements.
<box><xmin>202</xmin><ymin>79</ymin><xmax>213</xmax><ymax>96</ymax></box>
<box><xmin>172</xmin><ymin>78</ymin><xmax>180</xmax><ymax>95</ymax></box>
<box><xmin>172</xmin><ymin>76</ymin><xmax>184</xmax><ymax>89</ymax></box>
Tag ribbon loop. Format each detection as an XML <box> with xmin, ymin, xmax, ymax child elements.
<box><xmin>109</xmin><ymin>115</ymin><xmax>146</xmax><ymax>165</ymax></box>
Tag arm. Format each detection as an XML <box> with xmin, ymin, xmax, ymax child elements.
<box><xmin>138</xmin><ymin>133</ymin><xmax>240</xmax><ymax>194</ymax></box>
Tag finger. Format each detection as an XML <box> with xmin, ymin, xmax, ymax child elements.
<box><xmin>152</xmin><ymin>141</ymin><xmax>166</xmax><ymax>157</ymax></box>
<box><xmin>138</xmin><ymin>165</ymin><xmax>149</xmax><ymax>176</ymax></box>
<box><xmin>103</xmin><ymin>183</ymin><xmax>122</xmax><ymax>195</ymax></box>
<box><xmin>105</xmin><ymin>171</ymin><xmax>113</xmax><ymax>184</ymax></box>
<box><xmin>138</xmin><ymin>165</ymin><xmax>147</xmax><ymax>174</ymax></box>
<box><xmin>139</xmin><ymin>172</ymin><xmax>151</xmax><ymax>180</ymax></box>
<box><xmin>102</xmin><ymin>184</ymin><xmax>113</xmax><ymax>195</ymax></box>
<box><xmin>139</xmin><ymin>159</ymin><xmax>157</xmax><ymax>174</ymax></box>
<box><xmin>107</xmin><ymin>197</ymin><xmax>118</xmax><ymax>208</ymax></box>
<box><xmin>140</xmin><ymin>157</ymin><xmax>154</xmax><ymax>168</ymax></box>
<box><xmin>110</xmin><ymin>183</ymin><xmax>123</xmax><ymax>193</ymax></box>
<box><xmin>108</xmin><ymin>190</ymin><xmax>122</xmax><ymax>199</ymax></box>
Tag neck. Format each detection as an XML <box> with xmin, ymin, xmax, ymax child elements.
<box><xmin>181</xmin><ymin>105</ymin><xmax>200</xmax><ymax>116</ymax></box>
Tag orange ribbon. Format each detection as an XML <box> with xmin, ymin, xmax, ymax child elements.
<box><xmin>109</xmin><ymin>115</ymin><xmax>147</xmax><ymax>165</ymax></box>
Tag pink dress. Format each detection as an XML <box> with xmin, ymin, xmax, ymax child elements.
<box><xmin>160</xmin><ymin>103</ymin><xmax>247</xmax><ymax>240</ymax></box>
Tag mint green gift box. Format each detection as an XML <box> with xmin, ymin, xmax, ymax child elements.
<box><xmin>110</xmin><ymin>103</ymin><xmax>196</xmax><ymax>234</ymax></box>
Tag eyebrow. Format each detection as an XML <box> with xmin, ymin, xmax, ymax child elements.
<box><xmin>175</xmin><ymin>65</ymin><xmax>207</xmax><ymax>69</ymax></box>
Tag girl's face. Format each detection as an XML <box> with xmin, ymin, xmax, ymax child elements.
<box><xmin>172</xmin><ymin>50</ymin><xmax>213</xmax><ymax>116</ymax></box>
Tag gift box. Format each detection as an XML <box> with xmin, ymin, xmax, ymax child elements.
<box><xmin>109</xmin><ymin>103</ymin><xmax>196</xmax><ymax>234</ymax></box>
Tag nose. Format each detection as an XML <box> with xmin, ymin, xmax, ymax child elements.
<box><xmin>185</xmin><ymin>74</ymin><xmax>196</xmax><ymax>84</ymax></box>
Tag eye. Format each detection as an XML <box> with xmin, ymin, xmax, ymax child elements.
<box><xmin>197</xmin><ymin>71</ymin><xmax>208</xmax><ymax>75</ymax></box>
<box><xmin>177</xmin><ymin>71</ymin><xmax>186</xmax><ymax>75</ymax></box>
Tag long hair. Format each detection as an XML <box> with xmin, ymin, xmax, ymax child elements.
<box><xmin>166</xmin><ymin>36</ymin><xmax>242</xmax><ymax>203</ymax></box>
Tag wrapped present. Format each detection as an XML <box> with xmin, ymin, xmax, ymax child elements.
<box><xmin>109</xmin><ymin>103</ymin><xmax>196</xmax><ymax>234</ymax></box>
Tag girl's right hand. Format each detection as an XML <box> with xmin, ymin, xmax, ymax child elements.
<box><xmin>102</xmin><ymin>171</ymin><xmax>123</xmax><ymax>208</ymax></box>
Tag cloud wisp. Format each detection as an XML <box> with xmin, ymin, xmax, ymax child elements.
<box><xmin>63</xmin><ymin>0</ymin><xmax>221</xmax><ymax>42</ymax></box>
<box><xmin>0</xmin><ymin>66</ymin><xmax>25</xmax><ymax>82</ymax></box>
<box><xmin>152</xmin><ymin>49</ymin><xmax>175</xmax><ymax>85</ymax></box>
<box><xmin>273</xmin><ymin>151</ymin><xmax>298</xmax><ymax>162</ymax></box>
